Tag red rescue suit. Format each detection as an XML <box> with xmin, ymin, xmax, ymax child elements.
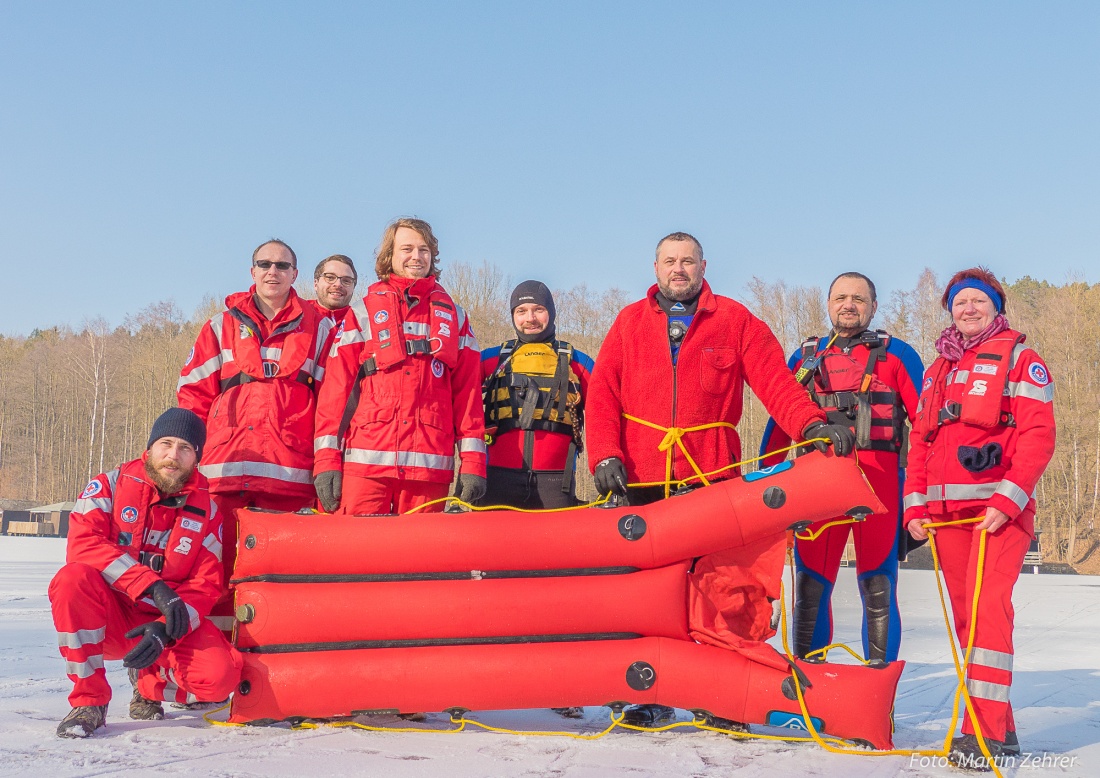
<box><xmin>48</xmin><ymin>458</ymin><xmax>242</xmax><ymax>707</ymax></box>
<box><xmin>904</xmin><ymin>329</ymin><xmax>1056</xmax><ymax>741</ymax></box>
<box><xmin>586</xmin><ymin>281</ymin><xmax>826</xmax><ymax>649</ymax></box>
<box><xmin>761</xmin><ymin>331</ymin><xmax>923</xmax><ymax>663</ymax></box>
<box><xmin>313</xmin><ymin>275</ymin><xmax>487</xmax><ymax>514</ymax></box>
<box><xmin>177</xmin><ymin>287</ymin><xmax>332</xmax><ymax>503</ymax></box>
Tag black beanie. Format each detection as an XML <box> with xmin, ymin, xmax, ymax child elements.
<box><xmin>147</xmin><ymin>408</ymin><xmax>207</xmax><ymax>462</ymax></box>
<box><xmin>510</xmin><ymin>280</ymin><xmax>556</xmax><ymax>343</ymax></box>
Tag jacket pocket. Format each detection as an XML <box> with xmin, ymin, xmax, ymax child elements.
<box><xmin>700</xmin><ymin>347</ymin><xmax>738</xmax><ymax>396</ymax></box>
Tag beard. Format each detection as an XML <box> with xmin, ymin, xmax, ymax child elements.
<box><xmin>144</xmin><ymin>456</ymin><xmax>193</xmax><ymax>495</ymax></box>
<box><xmin>658</xmin><ymin>275</ymin><xmax>703</xmax><ymax>302</ymax></box>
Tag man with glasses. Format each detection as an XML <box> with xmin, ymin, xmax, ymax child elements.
<box><xmin>312</xmin><ymin>254</ymin><xmax>358</xmax><ymax>315</ymax></box>
<box><xmin>178</xmin><ymin>239</ymin><xmax>335</xmax><ymax>630</ymax></box>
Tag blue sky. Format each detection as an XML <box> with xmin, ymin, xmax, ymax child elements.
<box><xmin>1</xmin><ymin>2</ymin><xmax>1097</xmax><ymax>335</ymax></box>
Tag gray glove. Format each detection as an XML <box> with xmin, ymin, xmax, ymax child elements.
<box><xmin>456</xmin><ymin>474</ymin><xmax>487</xmax><ymax>502</ymax></box>
<box><xmin>146</xmin><ymin>581</ymin><xmax>188</xmax><ymax>641</ymax></box>
<box><xmin>314</xmin><ymin>470</ymin><xmax>343</xmax><ymax>513</ymax></box>
<box><xmin>803</xmin><ymin>421</ymin><xmax>856</xmax><ymax>457</ymax></box>
<box><xmin>594</xmin><ymin>457</ymin><xmax>628</xmax><ymax>497</ymax></box>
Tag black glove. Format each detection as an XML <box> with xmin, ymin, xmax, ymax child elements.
<box><xmin>803</xmin><ymin>421</ymin><xmax>856</xmax><ymax>457</ymax></box>
<box><xmin>456</xmin><ymin>474</ymin><xmax>487</xmax><ymax>502</ymax></box>
<box><xmin>146</xmin><ymin>581</ymin><xmax>189</xmax><ymax>641</ymax></box>
<box><xmin>314</xmin><ymin>470</ymin><xmax>343</xmax><ymax>513</ymax></box>
<box><xmin>594</xmin><ymin>457</ymin><xmax>628</xmax><ymax>497</ymax></box>
<box><xmin>123</xmin><ymin>621</ymin><xmax>169</xmax><ymax>669</ymax></box>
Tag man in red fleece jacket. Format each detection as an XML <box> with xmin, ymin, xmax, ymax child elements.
<box><xmin>586</xmin><ymin>231</ymin><xmax>854</xmax><ymax>728</ymax></box>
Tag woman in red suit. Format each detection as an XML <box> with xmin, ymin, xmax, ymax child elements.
<box><xmin>904</xmin><ymin>267</ymin><xmax>1055</xmax><ymax>771</ymax></box>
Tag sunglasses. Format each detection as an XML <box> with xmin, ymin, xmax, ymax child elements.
<box><xmin>254</xmin><ymin>260</ymin><xmax>295</xmax><ymax>271</ymax></box>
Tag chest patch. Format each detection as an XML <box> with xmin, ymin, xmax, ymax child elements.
<box><xmin>181</xmin><ymin>518</ymin><xmax>202</xmax><ymax>532</ymax></box>
<box><xmin>120</xmin><ymin>506</ymin><xmax>139</xmax><ymax>523</ymax></box>
<box><xmin>972</xmin><ymin>363</ymin><xmax>998</xmax><ymax>375</ymax></box>
<box><xmin>431</xmin><ymin>358</ymin><xmax>445</xmax><ymax>378</ymax></box>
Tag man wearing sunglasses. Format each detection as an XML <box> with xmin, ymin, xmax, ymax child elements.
<box><xmin>177</xmin><ymin>239</ymin><xmax>335</xmax><ymax>631</ymax></box>
<box><xmin>312</xmin><ymin>254</ymin><xmax>358</xmax><ymax>315</ymax></box>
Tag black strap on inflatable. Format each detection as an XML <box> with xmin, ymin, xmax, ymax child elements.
<box><xmin>241</xmin><ymin>632</ymin><xmax>643</xmax><ymax>654</ymax></box>
<box><xmin>230</xmin><ymin>565</ymin><xmax>641</xmax><ymax>586</ymax></box>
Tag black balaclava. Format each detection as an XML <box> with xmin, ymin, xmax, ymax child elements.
<box><xmin>510</xmin><ymin>280</ymin><xmax>556</xmax><ymax>343</ymax></box>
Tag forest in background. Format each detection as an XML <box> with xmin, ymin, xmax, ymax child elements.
<box><xmin>1</xmin><ymin>266</ymin><xmax>1096</xmax><ymax>570</ymax></box>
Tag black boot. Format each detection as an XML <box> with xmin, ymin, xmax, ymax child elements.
<box><xmin>697</xmin><ymin>712</ymin><xmax>750</xmax><ymax>733</ymax></box>
<box><xmin>128</xmin><ymin>668</ymin><xmax>164</xmax><ymax>721</ymax></box>
<box><xmin>620</xmin><ymin>704</ymin><xmax>676</xmax><ymax>728</ymax></box>
<box><xmin>57</xmin><ymin>705</ymin><xmax>108</xmax><ymax>738</ymax></box>
<box><xmin>858</xmin><ymin>573</ymin><xmax>894</xmax><ymax>663</ymax></box>
<box><xmin>949</xmin><ymin>734</ymin><xmax>1003</xmax><ymax>772</ymax></box>
<box><xmin>793</xmin><ymin>571</ymin><xmax>827</xmax><ymax>659</ymax></box>
<box><xmin>1002</xmin><ymin>730</ymin><xmax>1021</xmax><ymax>756</ymax></box>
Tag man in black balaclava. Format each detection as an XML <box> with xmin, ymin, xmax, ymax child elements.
<box><xmin>479</xmin><ymin>281</ymin><xmax>596</xmax><ymax>717</ymax></box>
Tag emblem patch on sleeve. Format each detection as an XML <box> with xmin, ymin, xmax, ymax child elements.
<box><xmin>80</xmin><ymin>480</ymin><xmax>103</xmax><ymax>499</ymax></box>
<box><xmin>1028</xmin><ymin>363</ymin><xmax>1049</xmax><ymax>385</ymax></box>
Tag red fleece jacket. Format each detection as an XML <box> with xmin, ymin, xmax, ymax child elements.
<box><xmin>586</xmin><ymin>281</ymin><xmax>825</xmax><ymax>483</ymax></box>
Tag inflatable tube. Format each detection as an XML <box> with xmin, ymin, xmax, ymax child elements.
<box><xmin>230</xmin><ymin>638</ymin><xmax>902</xmax><ymax>750</ymax></box>
<box><xmin>233</xmin><ymin>451</ymin><xmax>884</xmax><ymax>579</ymax></box>
<box><xmin>235</xmin><ymin>563</ymin><xmax>692</xmax><ymax>649</ymax></box>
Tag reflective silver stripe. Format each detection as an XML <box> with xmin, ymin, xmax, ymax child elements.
<box><xmin>105</xmin><ymin>469</ymin><xmax>120</xmax><ymax>491</ymax></box>
<box><xmin>904</xmin><ymin>492</ymin><xmax>928</xmax><ymax>510</ymax></box>
<box><xmin>315</xmin><ymin>435</ymin><xmax>341</xmax><ymax>452</ymax></box>
<box><xmin>208</xmin><ymin>615</ymin><xmax>236</xmax><ymax>632</ymax></box>
<box><xmin>74</xmin><ymin>496</ymin><xmax>112</xmax><ymax>514</ymax></box>
<box><xmin>260</xmin><ymin>347</ymin><xmax>282</xmax><ymax>360</ymax></box>
<box><xmin>177</xmin><ymin>354</ymin><xmax>223</xmax><ymax>388</ymax></box>
<box><xmin>344</xmin><ymin>448</ymin><xmax>455</xmax><ymax>471</ymax></box>
<box><xmin>966</xmin><ymin>678</ymin><xmax>1010</xmax><ymax>703</ymax></box>
<box><xmin>458</xmin><ymin>437</ymin><xmax>487</xmax><ymax>455</ymax></box>
<box><xmin>209</xmin><ymin>314</ymin><xmax>225</xmax><ymax>341</ymax></box>
<box><xmin>927</xmin><ymin>483</ymin><xmax>997</xmax><ymax>502</ymax></box>
<box><xmin>994</xmin><ymin>479</ymin><xmax>1031</xmax><ymax>511</ymax></box>
<box><xmin>202</xmin><ymin>532</ymin><xmax>223</xmax><ymax>562</ymax></box>
<box><xmin>102</xmin><ymin>554</ymin><xmax>138</xmax><ymax>584</ymax></box>
<box><xmin>220</xmin><ymin>348</ymin><xmax>235</xmax><ymax>363</ymax></box>
<box><xmin>185</xmin><ymin>603</ymin><xmax>201</xmax><ymax>632</ymax></box>
<box><xmin>198</xmin><ymin>461</ymin><xmax>313</xmax><ymax>484</ymax></box>
<box><xmin>146</xmin><ymin>529</ymin><xmax>170</xmax><ymax>549</ymax></box>
<box><xmin>456</xmin><ymin>304</ymin><xmax>468</xmax><ymax>330</ymax></box>
<box><xmin>1007</xmin><ymin>380</ymin><xmax>1054</xmax><ymax>403</ymax></box>
<box><xmin>333</xmin><ymin>327</ymin><xmax>366</xmax><ymax>353</ymax></box>
<box><xmin>302</xmin><ymin>358</ymin><xmax>325</xmax><ymax>382</ymax></box>
<box><xmin>459</xmin><ymin>334</ymin><xmax>480</xmax><ymax>351</ymax></box>
<box><xmin>57</xmin><ymin>627</ymin><xmax>106</xmax><ymax>649</ymax></box>
<box><xmin>953</xmin><ymin>370</ymin><xmax>970</xmax><ymax>385</ymax></box>
<box><xmin>164</xmin><ymin>668</ymin><xmax>181</xmax><ymax>702</ymax></box>
<box><xmin>1009</xmin><ymin>342</ymin><xmax>1028</xmax><ymax>368</ymax></box>
<box><xmin>350</xmin><ymin>300</ymin><xmax>371</xmax><ymax>340</ymax></box>
<box><xmin>404</xmin><ymin>321</ymin><xmax>430</xmax><ymax>336</ymax></box>
<box><xmin>971</xmin><ymin>647</ymin><xmax>1013</xmax><ymax>672</ymax></box>
<box><xmin>66</xmin><ymin>655</ymin><xmax>105</xmax><ymax>678</ymax></box>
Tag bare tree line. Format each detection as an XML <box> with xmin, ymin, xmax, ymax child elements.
<box><xmin>1</xmin><ymin>266</ymin><xmax>1095</xmax><ymax>568</ymax></box>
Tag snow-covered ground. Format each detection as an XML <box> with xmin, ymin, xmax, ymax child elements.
<box><xmin>1</xmin><ymin>536</ymin><xmax>1096</xmax><ymax>777</ymax></box>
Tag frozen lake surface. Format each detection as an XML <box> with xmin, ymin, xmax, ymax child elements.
<box><xmin>1</xmin><ymin>536</ymin><xmax>1096</xmax><ymax>777</ymax></box>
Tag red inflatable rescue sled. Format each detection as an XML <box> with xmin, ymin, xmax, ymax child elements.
<box><xmin>227</xmin><ymin>451</ymin><xmax>902</xmax><ymax>750</ymax></box>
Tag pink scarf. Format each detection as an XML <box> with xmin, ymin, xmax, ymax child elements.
<box><xmin>934</xmin><ymin>314</ymin><xmax>1010</xmax><ymax>362</ymax></box>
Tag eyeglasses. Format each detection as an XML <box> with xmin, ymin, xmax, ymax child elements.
<box><xmin>254</xmin><ymin>260</ymin><xmax>295</xmax><ymax>271</ymax></box>
<box><xmin>320</xmin><ymin>272</ymin><xmax>357</xmax><ymax>288</ymax></box>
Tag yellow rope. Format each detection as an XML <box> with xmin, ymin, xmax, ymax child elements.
<box><xmin>793</xmin><ymin>517</ymin><xmax>861</xmax><ymax>542</ymax></box>
<box><xmin>621</xmin><ymin>413</ymin><xmax>737</xmax><ymax>497</ymax></box>
<box><xmin>404</xmin><ymin>436</ymin><xmax>827</xmax><ymax>514</ymax></box>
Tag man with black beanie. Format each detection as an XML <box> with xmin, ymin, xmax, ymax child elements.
<box><xmin>480</xmin><ymin>281</ymin><xmax>595</xmax><ymax>508</ymax></box>
<box><xmin>479</xmin><ymin>281</ymin><xmax>595</xmax><ymax>719</ymax></box>
<box><xmin>49</xmin><ymin>407</ymin><xmax>241</xmax><ymax>738</ymax></box>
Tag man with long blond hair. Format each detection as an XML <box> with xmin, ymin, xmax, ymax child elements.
<box><xmin>313</xmin><ymin>218</ymin><xmax>487</xmax><ymax>514</ymax></box>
